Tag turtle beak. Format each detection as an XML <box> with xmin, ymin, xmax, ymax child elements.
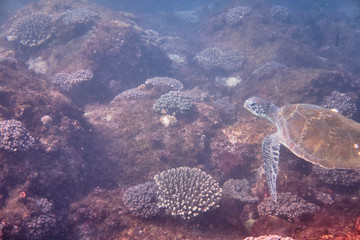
<box><xmin>244</xmin><ymin>98</ymin><xmax>256</xmax><ymax>112</ymax></box>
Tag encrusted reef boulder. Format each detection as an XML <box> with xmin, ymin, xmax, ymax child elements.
<box><xmin>0</xmin><ymin>58</ymin><xmax>98</xmax><ymax>239</ymax></box>
<box><xmin>84</xmin><ymin>85</ymin><xmax>221</xmax><ymax>185</ymax></box>
<box><xmin>2</xmin><ymin>0</ymin><xmax>172</xmax><ymax>106</ymax></box>
<box><xmin>257</xmin><ymin>192</ymin><xmax>320</xmax><ymax>220</ymax></box>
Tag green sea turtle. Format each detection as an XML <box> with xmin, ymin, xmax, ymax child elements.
<box><xmin>244</xmin><ymin>96</ymin><xmax>360</xmax><ymax>201</ymax></box>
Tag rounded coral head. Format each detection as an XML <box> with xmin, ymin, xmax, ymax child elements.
<box><xmin>244</xmin><ymin>96</ymin><xmax>272</xmax><ymax>119</ymax></box>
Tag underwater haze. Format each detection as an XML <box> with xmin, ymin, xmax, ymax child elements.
<box><xmin>0</xmin><ymin>0</ymin><xmax>360</xmax><ymax>239</ymax></box>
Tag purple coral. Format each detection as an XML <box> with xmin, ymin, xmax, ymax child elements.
<box><xmin>257</xmin><ymin>192</ymin><xmax>320</xmax><ymax>220</ymax></box>
<box><xmin>111</xmin><ymin>88</ymin><xmax>149</xmax><ymax>103</ymax></box>
<box><xmin>194</xmin><ymin>47</ymin><xmax>245</xmax><ymax>72</ymax></box>
<box><xmin>321</xmin><ymin>90</ymin><xmax>357</xmax><ymax>118</ymax></box>
<box><xmin>24</xmin><ymin>196</ymin><xmax>56</xmax><ymax>239</ymax></box>
<box><xmin>26</xmin><ymin>214</ymin><xmax>57</xmax><ymax>240</ymax></box>
<box><xmin>122</xmin><ymin>181</ymin><xmax>160</xmax><ymax>218</ymax></box>
<box><xmin>28</xmin><ymin>197</ymin><xmax>54</xmax><ymax>214</ymax></box>
<box><xmin>153</xmin><ymin>91</ymin><xmax>195</xmax><ymax>116</ymax></box>
<box><xmin>194</xmin><ymin>47</ymin><xmax>222</xmax><ymax>70</ymax></box>
<box><xmin>313</xmin><ymin>165</ymin><xmax>360</xmax><ymax>186</ymax></box>
<box><xmin>58</xmin><ymin>8</ymin><xmax>96</xmax><ymax>27</ymax></box>
<box><xmin>145</xmin><ymin>77</ymin><xmax>184</xmax><ymax>91</ymax></box>
<box><xmin>0</xmin><ymin>119</ymin><xmax>35</xmax><ymax>152</ymax></box>
<box><xmin>50</xmin><ymin>69</ymin><xmax>93</xmax><ymax>91</ymax></box>
<box><xmin>7</xmin><ymin>13</ymin><xmax>54</xmax><ymax>47</ymax></box>
<box><xmin>225</xmin><ymin>6</ymin><xmax>252</xmax><ymax>26</ymax></box>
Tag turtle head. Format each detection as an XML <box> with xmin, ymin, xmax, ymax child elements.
<box><xmin>244</xmin><ymin>97</ymin><xmax>278</xmax><ymax>123</ymax></box>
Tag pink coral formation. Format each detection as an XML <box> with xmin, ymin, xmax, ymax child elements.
<box><xmin>122</xmin><ymin>181</ymin><xmax>159</xmax><ymax>218</ymax></box>
<box><xmin>0</xmin><ymin>0</ymin><xmax>359</xmax><ymax>239</ymax></box>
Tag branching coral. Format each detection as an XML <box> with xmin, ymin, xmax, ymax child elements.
<box><xmin>154</xmin><ymin>167</ymin><xmax>222</xmax><ymax>219</ymax></box>
<box><xmin>0</xmin><ymin>119</ymin><xmax>35</xmax><ymax>152</ymax></box>
<box><xmin>7</xmin><ymin>13</ymin><xmax>54</xmax><ymax>47</ymax></box>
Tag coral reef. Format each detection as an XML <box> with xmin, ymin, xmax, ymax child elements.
<box><xmin>218</xmin><ymin>51</ymin><xmax>246</xmax><ymax>72</ymax></box>
<box><xmin>26</xmin><ymin>214</ymin><xmax>57</xmax><ymax>239</ymax></box>
<box><xmin>216</xmin><ymin>150</ymin><xmax>244</xmax><ymax>174</ymax></box>
<box><xmin>24</xmin><ymin>196</ymin><xmax>57</xmax><ymax>239</ymax></box>
<box><xmin>1</xmin><ymin>0</ymin><xmax>360</xmax><ymax>239</ymax></box>
<box><xmin>174</xmin><ymin>11</ymin><xmax>199</xmax><ymax>24</ymax></box>
<box><xmin>50</xmin><ymin>69</ymin><xmax>93</xmax><ymax>92</ymax></box>
<box><xmin>210</xmin><ymin>124</ymin><xmax>257</xmax><ymax>177</ymax></box>
<box><xmin>153</xmin><ymin>91</ymin><xmax>195</xmax><ymax>116</ymax></box>
<box><xmin>110</xmin><ymin>88</ymin><xmax>149</xmax><ymax>103</ymax></box>
<box><xmin>194</xmin><ymin>47</ymin><xmax>245</xmax><ymax>72</ymax></box>
<box><xmin>225</xmin><ymin>6</ymin><xmax>252</xmax><ymax>26</ymax></box>
<box><xmin>313</xmin><ymin>165</ymin><xmax>360</xmax><ymax>186</ymax></box>
<box><xmin>69</xmin><ymin>188</ymin><xmax>129</xmax><ymax>239</ymax></box>
<box><xmin>54</xmin><ymin>8</ymin><xmax>97</xmax><ymax>42</ymax></box>
<box><xmin>321</xmin><ymin>90</ymin><xmax>357</xmax><ymax>118</ymax></box>
<box><xmin>252</xmin><ymin>62</ymin><xmax>288</xmax><ymax>81</ymax></box>
<box><xmin>257</xmin><ymin>192</ymin><xmax>320</xmax><ymax>220</ymax></box>
<box><xmin>269</xmin><ymin>6</ymin><xmax>290</xmax><ymax>21</ymax></box>
<box><xmin>154</xmin><ymin>167</ymin><xmax>222</xmax><ymax>219</ymax></box>
<box><xmin>243</xmin><ymin>235</ymin><xmax>294</xmax><ymax>240</ymax></box>
<box><xmin>313</xmin><ymin>190</ymin><xmax>334</xmax><ymax>205</ymax></box>
<box><xmin>0</xmin><ymin>119</ymin><xmax>35</xmax><ymax>151</ymax></box>
<box><xmin>223</xmin><ymin>179</ymin><xmax>259</xmax><ymax>204</ymax></box>
<box><xmin>7</xmin><ymin>13</ymin><xmax>54</xmax><ymax>47</ymax></box>
<box><xmin>122</xmin><ymin>181</ymin><xmax>160</xmax><ymax>218</ymax></box>
<box><xmin>194</xmin><ymin>47</ymin><xmax>222</xmax><ymax>70</ymax></box>
<box><xmin>141</xmin><ymin>30</ymin><xmax>164</xmax><ymax>47</ymax></box>
<box><xmin>85</xmin><ymin>20</ymin><xmax>172</xmax><ymax>97</ymax></box>
<box><xmin>27</xmin><ymin>196</ymin><xmax>54</xmax><ymax>214</ymax></box>
<box><xmin>144</xmin><ymin>77</ymin><xmax>184</xmax><ymax>91</ymax></box>
<box><xmin>84</xmin><ymin>88</ymin><xmax>212</xmax><ymax>186</ymax></box>
<box><xmin>58</xmin><ymin>8</ymin><xmax>96</xmax><ymax>27</ymax></box>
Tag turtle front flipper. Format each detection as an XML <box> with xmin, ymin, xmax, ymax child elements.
<box><xmin>262</xmin><ymin>133</ymin><xmax>281</xmax><ymax>201</ymax></box>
